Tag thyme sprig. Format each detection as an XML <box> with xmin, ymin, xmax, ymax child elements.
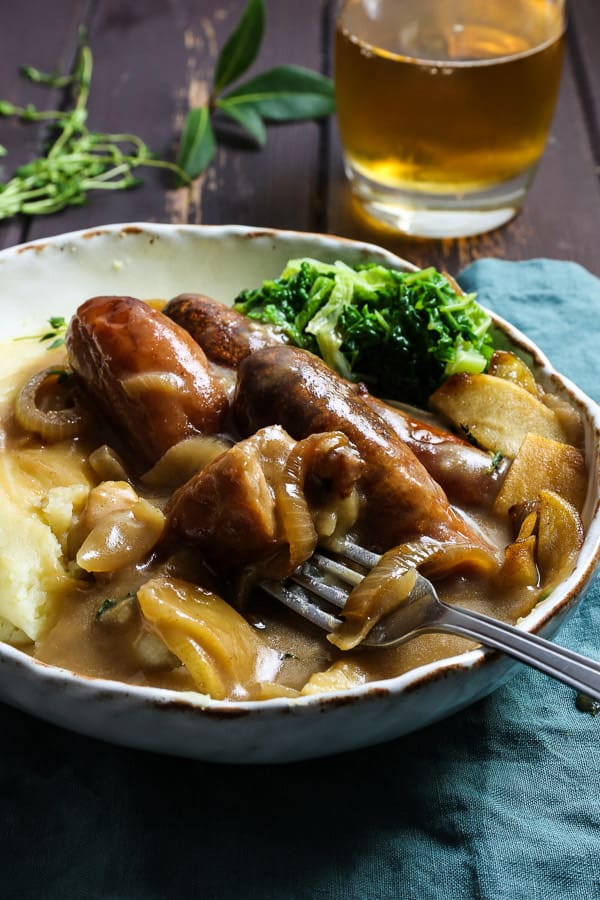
<box><xmin>0</xmin><ymin>41</ymin><xmax>189</xmax><ymax>222</ymax></box>
<box><xmin>0</xmin><ymin>4</ymin><xmax>335</xmax><ymax>219</ymax></box>
<box><xmin>15</xmin><ymin>315</ymin><xmax>67</xmax><ymax>348</ymax></box>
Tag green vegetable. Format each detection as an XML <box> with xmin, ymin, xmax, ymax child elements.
<box><xmin>15</xmin><ymin>315</ymin><xmax>68</xmax><ymax>349</ymax></box>
<box><xmin>1</xmin><ymin>6</ymin><xmax>334</xmax><ymax>213</ymax></box>
<box><xmin>487</xmin><ymin>450</ymin><xmax>505</xmax><ymax>474</ymax></box>
<box><xmin>234</xmin><ymin>259</ymin><xmax>495</xmax><ymax>404</ymax></box>
<box><xmin>213</xmin><ymin>0</ymin><xmax>266</xmax><ymax>95</ymax></box>
<box><xmin>46</xmin><ymin>368</ymin><xmax>73</xmax><ymax>385</ymax></box>
<box><xmin>176</xmin><ymin>107</ymin><xmax>217</xmax><ymax>181</ymax></box>
<box><xmin>96</xmin><ymin>591</ymin><xmax>137</xmax><ymax>624</ymax></box>
<box><xmin>177</xmin><ymin>0</ymin><xmax>335</xmax><ymax>177</ymax></box>
<box><xmin>95</xmin><ymin>598</ymin><xmax>118</xmax><ymax>621</ymax></box>
<box><xmin>0</xmin><ymin>37</ymin><xmax>188</xmax><ymax>222</ymax></box>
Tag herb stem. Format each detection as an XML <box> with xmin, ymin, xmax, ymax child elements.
<box><xmin>0</xmin><ymin>41</ymin><xmax>189</xmax><ymax>222</ymax></box>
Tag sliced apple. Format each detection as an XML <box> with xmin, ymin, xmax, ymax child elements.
<box><xmin>429</xmin><ymin>373</ymin><xmax>569</xmax><ymax>457</ymax></box>
<box><xmin>493</xmin><ymin>432</ymin><xmax>587</xmax><ymax>515</ymax></box>
<box><xmin>488</xmin><ymin>350</ymin><xmax>539</xmax><ymax>396</ymax></box>
<box><xmin>536</xmin><ymin>489</ymin><xmax>584</xmax><ymax>585</ymax></box>
<box><xmin>496</xmin><ymin>535</ymin><xmax>538</xmax><ymax>591</ymax></box>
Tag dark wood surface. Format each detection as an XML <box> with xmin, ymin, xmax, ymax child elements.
<box><xmin>1</xmin><ymin>0</ymin><xmax>599</xmax><ymax>276</ymax></box>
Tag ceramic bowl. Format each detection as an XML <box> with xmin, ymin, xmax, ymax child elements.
<box><xmin>0</xmin><ymin>222</ymin><xmax>598</xmax><ymax>763</ymax></box>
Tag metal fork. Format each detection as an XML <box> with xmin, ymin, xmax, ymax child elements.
<box><xmin>262</xmin><ymin>540</ymin><xmax>600</xmax><ymax>701</ymax></box>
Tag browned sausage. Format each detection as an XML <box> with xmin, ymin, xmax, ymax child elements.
<box><xmin>167</xmin><ymin>296</ymin><xmax>505</xmax><ymax>503</ymax></box>
<box><xmin>66</xmin><ymin>296</ymin><xmax>228</xmax><ymax>468</ymax></box>
<box><xmin>165</xmin><ymin>426</ymin><xmax>364</xmax><ymax>579</ymax></box>
<box><xmin>233</xmin><ymin>346</ymin><xmax>489</xmax><ymax>552</ymax></box>
<box><xmin>362</xmin><ymin>393</ymin><xmax>508</xmax><ymax>506</ymax></box>
<box><xmin>164</xmin><ymin>293</ymin><xmax>287</xmax><ymax>368</ymax></box>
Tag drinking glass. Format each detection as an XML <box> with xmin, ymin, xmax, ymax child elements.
<box><xmin>334</xmin><ymin>0</ymin><xmax>565</xmax><ymax>238</ymax></box>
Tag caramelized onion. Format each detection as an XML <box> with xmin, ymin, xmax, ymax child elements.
<box><xmin>279</xmin><ymin>432</ymin><xmax>363</xmax><ymax>568</ymax></box>
<box><xmin>121</xmin><ymin>371</ymin><xmax>185</xmax><ymax>398</ymax></box>
<box><xmin>88</xmin><ymin>445</ymin><xmax>130</xmax><ymax>482</ymax></box>
<box><xmin>329</xmin><ymin>547</ymin><xmax>420</xmax><ymax>651</ymax></box>
<box><xmin>277</xmin><ymin>446</ymin><xmax>318</xmax><ymax>572</ymax></box>
<box><xmin>420</xmin><ymin>544</ymin><xmax>500</xmax><ymax>580</ymax></box>
<box><xmin>137</xmin><ymin>576</ymin><xmax>279</xmax><ymax>699</ymax></box>
<box><xmin>330</xmin><ymin>539</ymin><xmax>500</xmax><ymax>651</ymax></box>
<box><xmin>15</xmin><ymin>368</ymin><xmax>88</xmax><ymax>442</ymax></box>
<box><xmin>141</xmin><ymin>435</ymin><xmax>232</xmax><ymax>489</ymax></box>
<box><xmin>76</xmin><ymin>499</ymin><xmax>165</xmax><ymax>573</ymax></box>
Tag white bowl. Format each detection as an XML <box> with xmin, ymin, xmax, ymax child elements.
<box><xmin>0</xmin><ymin>222</ymin><xmax>598</xmax><ymax>763</ymax></box>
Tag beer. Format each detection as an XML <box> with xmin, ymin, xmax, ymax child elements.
<box><xmin>334</xmin><ymin>0</ymin><xmax>565</xmax><ymax>235</ymax></box>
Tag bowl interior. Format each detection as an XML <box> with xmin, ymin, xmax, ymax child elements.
<box><xmin>0</xmin><ymin>222</ymin><xmax>598</xmax><ymax>761</ymax></box>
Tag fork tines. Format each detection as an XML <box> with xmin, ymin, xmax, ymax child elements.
<box><xmin>261</xmin><ymin>541</ymin><xmax>382</xmax><ymax>634</ymax></box>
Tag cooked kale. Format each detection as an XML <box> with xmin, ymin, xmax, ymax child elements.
<box><xmin>234</xmin><ymin>258</ymin><xmax>494</xmax><ymax>404</ymax></box>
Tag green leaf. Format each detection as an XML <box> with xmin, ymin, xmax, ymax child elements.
<box><xmin>176</xmin><ymin>106</ymin><xmax>216</xmax><ymax>179</ymax></box>
<box><xmin>216</xmin><ymin>98</ymin><xmax>266</xmax><ymax>146</ymax></box>
<box><xmin>48</xmin><ymin>316</ymin><xmax>67</xmax><ymax>330</ymax></box>
<box><xmin>0</xmin><ymin>145</ymin><xmax>6</xmax><ymax>158</ymax></box>
<box><xmin>222</xmin><ymin>66</ymin><xmax>335</xmax><ymax>121</ymax></box>
<box><xmin>214</xmin><ymin>0</ymin><xmax>265</xmax><ymax>95</ymax></box>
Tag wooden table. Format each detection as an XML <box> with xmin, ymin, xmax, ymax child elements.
<box><xmin>1</xmin><ymin>1</ymin><xmax>599</xmax><ymax>273</ymax></box>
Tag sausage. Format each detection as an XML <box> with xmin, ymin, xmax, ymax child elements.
<box><xmin>66</xmin><ymin>296</ymin><xmax>228</xmax><ymax>468</ymax></box>
<box><xmin>233</xmin><ymin>346</ymin><xmax>489</xmax><ymax>552</ymax></box>
<box><xmin>164</xmin><ymin>293</ymin><xmax>288</xmax><ymax>368</ymax></box>
<box><xmin>168</xmin><ymin>296</ymin><xmax>505</xmax><ymax>503</ymax></box>
<box><xmin>362</xmin><ymin>393</ymin><xmax>508</xmax><ymax>506</ymax></box>
<box><xmin>165</xmin><ymin>426</ymin><xmax>364</xmax><ymax>579</ymax></box>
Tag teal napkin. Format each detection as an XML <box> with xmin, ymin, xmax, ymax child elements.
<box><xmin>1</xmin><ymin>260</ymin><xmax>599</xmax><ymax>900</ymax></box>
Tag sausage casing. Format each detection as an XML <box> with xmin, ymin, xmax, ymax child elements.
<box><xmin>66</xmin><ymin>296</ymin><xmax>228</xmax><ymax>467</ymax></box>
<box><xmin>164</xmin><ymin>293</ymin><xmax>287</xmax><ymax>368</ymax></box>
<box><xmin>233</xmin><ymin>346</ymin><xmax>488</xmax><ymax>551</ymax></box>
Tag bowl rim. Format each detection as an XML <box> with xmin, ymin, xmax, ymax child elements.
<box><xmin>0</xmin><ymin>220</ymin><xmax>598</xmax><ymax>714</ymax></box>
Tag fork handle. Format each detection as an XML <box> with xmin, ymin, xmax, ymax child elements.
<box><xmin>433</xmin><ymin>604</ymin><xmax>600</xmax><ymax>701</ymax></box>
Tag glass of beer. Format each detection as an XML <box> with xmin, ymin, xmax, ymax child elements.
<box><xmin>334</xmin><ymin>0</ymin><xmax>565</xmax><ymax>238</ymax></box>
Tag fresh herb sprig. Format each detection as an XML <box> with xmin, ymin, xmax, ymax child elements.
<box><xmin>0</xmin><ymin>4</ymin><xmax>334</xmax><ymax>220</ymax></box>
<box><xmin>0</xmin><ymin>40</ymin><xmax>189</xmax><ymax>222</ymax></box>
<box><xmin>15</xmin><ymin>315</ymin><xmax>68</xmax><ymax>349</ymax></box>
<box><xmin>176</xmin><ymin>0</ymin><xmax>335</xmax><ymax>179</ymax></box>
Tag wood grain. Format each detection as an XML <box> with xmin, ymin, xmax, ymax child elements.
<box><xmin>569</xmin><ymin>0</ymin><xmax>600</xmax><ymax>164</ymax></box>
<box><xmin>21</xmin><ymin>0</ymin><xmax>326</xmax><ymax>240</ymax></box>
<box><xmin>1</xmin><ymin>0</ymin><xmax>599</xmax><ymax>279</ymax></box>
<box><xmin>0</xmin><ymin>0</ymin><xmax>90</xmax><ymax>250</ymax></box>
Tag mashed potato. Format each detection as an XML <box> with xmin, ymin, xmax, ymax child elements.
<box><xmin>0</xmin><ymin>342</ymin><xmax>92</xmax><ymax>643</ymax></box>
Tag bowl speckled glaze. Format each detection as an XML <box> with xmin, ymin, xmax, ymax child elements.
<box><xmin>0</xmin><ymin>222</ymin><xmax>598</xmax><ymax>763</ymax></box>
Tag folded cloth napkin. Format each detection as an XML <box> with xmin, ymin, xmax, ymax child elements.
<box><xmin>1</xmin><ymin>260</ymin><xmax>598</xmax><ymax>900</ymax></box>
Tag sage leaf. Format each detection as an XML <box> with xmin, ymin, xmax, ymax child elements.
<box><xmin>216</xmin><ymin>99</ymin><xmax>266</xmax><ymax>146</ymax></box>
<box><xmin>214</xmin><ymin>0</ymin><xmax>265</xmax><ymax>95</ymax></box>
<box><xmin>177</xmin><ymin>106</ymin><xmax>216</xmax><ymax>179</ymax></box>
<box><xmin>222</xmin><ymin>66</ymin><xmax>335</xmax><ymax>121</ymax></box>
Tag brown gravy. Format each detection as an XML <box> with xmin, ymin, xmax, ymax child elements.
<box><xmin>0</xmin><ymin>341</ymin><xmax>585</xmax><ymax>700</ymax></box>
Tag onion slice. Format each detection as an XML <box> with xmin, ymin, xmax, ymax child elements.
<box><xmin>330</xmin><ymin>540</ymin><xmax>500</xmax><ymax>651</ymax></box>
<box><xmin>15</xmin><ymin>367</ymin><xmax>89</xmax><ymax>442</ymax></box>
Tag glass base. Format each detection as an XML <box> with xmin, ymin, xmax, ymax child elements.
<box><xmin>345</xmin><ymin>162</ymin><xmax>536</xmax><ymax>238</ymax></box>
